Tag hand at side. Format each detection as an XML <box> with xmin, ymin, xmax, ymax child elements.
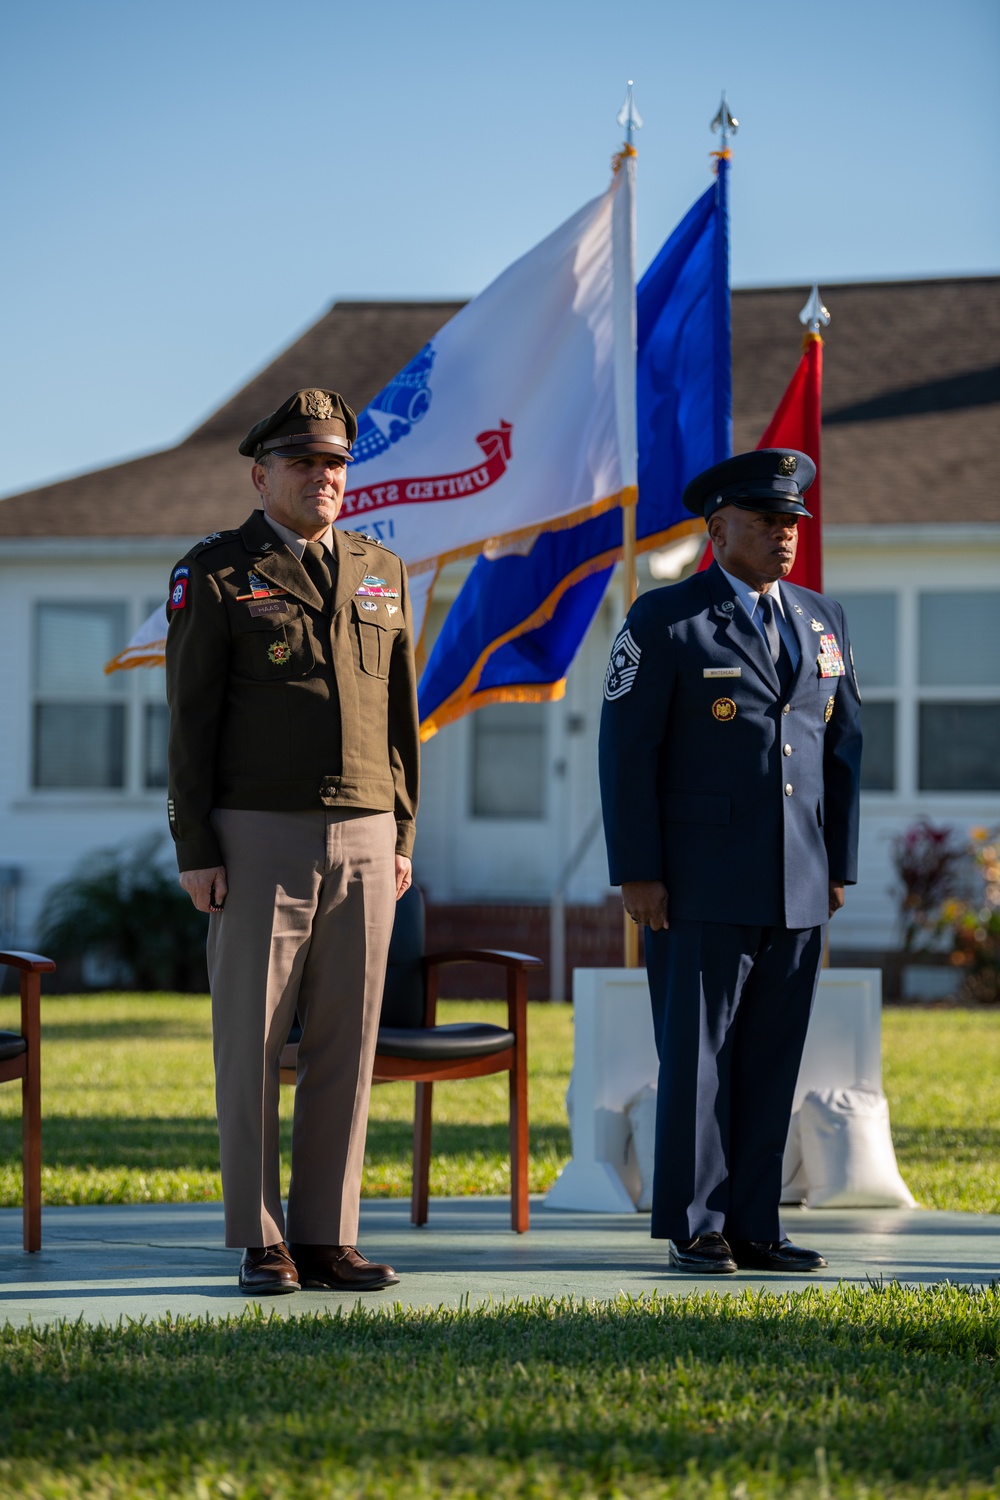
<box><xmin>180</xmin><ymin>866</ymin><xmax>228</xmax><ymax>913</ymax></box>
<box><xmin>621</xmin><ymin>881</ymin><xmax>669</xmax><ymax>931</ymax></box>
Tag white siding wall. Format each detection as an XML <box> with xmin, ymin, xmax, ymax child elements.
<box><xmin>4</xmin><ymin>527</ymin><xmax>998</xmax><ymax>953</ymax></box>
<box><xmin>0</xmin><ymin>540</ymin><xmax>190</xmax><ymax>946</ymax></box>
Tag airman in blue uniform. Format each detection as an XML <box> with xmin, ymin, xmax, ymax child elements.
<box><xmin>599</xmin><ymin>449</ymin><xmax>862</xmax><ymax>1273</ymax></box>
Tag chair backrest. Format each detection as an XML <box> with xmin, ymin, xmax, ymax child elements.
<box><xmin>379</xmin><ymin>884</ymin><xmax>427</xmax><ymax>1030</ymax></box>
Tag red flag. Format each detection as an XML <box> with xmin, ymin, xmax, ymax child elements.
<box><xmin>756</xmin><ymin>331</ymin><xmax>823</xmax><ymax>591</ymax></box>
<box><xmin>699</xmin><ymin>330</ymin><xmax>824</xmax><ymax>589</ymax></box>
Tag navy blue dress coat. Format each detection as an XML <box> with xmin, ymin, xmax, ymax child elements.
<box><xmin>599</xmin><ymin>562</ymin><xmax>862</xmax><ymax>928</ymax></box>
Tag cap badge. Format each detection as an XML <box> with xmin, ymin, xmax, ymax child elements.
<box><xmin>302</xmin><ymin>390</ymin><xmax>335</xmax><ymax>420</ymax></box>
<box><xmin>712</xmin><ymin>697</ymin><xmax>737</xmax><ymax>722</ymax></box>
<box><xmin>777</xmin><ymin>455</ymin><xmax>798</xmax><ymax>476</ymax></box>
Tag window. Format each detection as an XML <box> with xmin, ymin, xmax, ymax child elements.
<box><xmin>471</xmin><ymin>703</ymin><xmax>547</xmax><ymax>818</ymax></box>
<box><xmin>835</xmin><ymin>585</ymin><xmax>1000</xmax><ymax>798</ymax></box>
<box><xmin>837</xmin><ymin>592</ymin><xmax>898</xmax><ymax>793</ymax></box>
<box><xmin>32</xmin><ymin>599</ymin><xmax>169</xmax><ymax>794</ymax></box>
<box><xmin>34</xmin><ymin>604</ymin><xmax>127</xmax><ymax>788</ymax></box>
<box><xmin>918</xmin><ymin>591</ymin><xmax>1000</xmax><ymax>792</ymax></box>
<box><xmin>140</xmin><ymin>600</ymin><xmax>169</xmax><ymax>790</ymax></box>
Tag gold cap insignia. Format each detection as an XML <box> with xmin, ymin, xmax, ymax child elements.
<box><xmin>302</xmin><ymin>390</ymin><xmax>335</xmax><ymax>420</ymax></box>
<box><xmin>824</xmin><ymin>696</ymin><xmax>835</xmax><ymax>723</ymax></box>
<box><xmin>712</xmin><ymin>697</ymin><xmax>737</xmax><ymax>722</ymax></box>
<box><xmin>777</xmin><ymin>455</ymin><xmax>798</xmax><ymax>476</ymax></box>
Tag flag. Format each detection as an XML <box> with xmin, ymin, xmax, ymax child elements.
<box><xmin>340</xmin><ymin>161</ymin><xmax>637</xmax><ymax>614</ymax></box>
<box><xmin>418</xmin><ymin>155</ymin><xmax>732</xmax><ymax>738</ymax></box>
<box><xmin>104</xmin><ymin>602</ymin><xmax>168</xmax><ymax>674</ymax></box>
<box><xmin>106</xmin><ymin>162</ymin><xmax>638</xmax><ymax>674</ymax></box>
<box><xmin>698</xmin><ymin>327</ymin><xmax>824</xmax><ymax>589</ymax></box>
<box><xmin>756</xmin><ymin>331</ymin><xmax>824</xmax><ymax>592</ymax></box>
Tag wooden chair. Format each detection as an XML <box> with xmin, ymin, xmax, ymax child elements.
<box><xmin>0</xmin><ymin>950</ymin><xmax>55</xmax><ymax>1251</ymax></box>
<box><xmin>280</xmin><ymin>887</ymin><xmax>541</xmax><ymax>1232</ymax></box>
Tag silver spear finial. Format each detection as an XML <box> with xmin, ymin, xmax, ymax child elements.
<box><xmin>710</xmin><ymin>91</ymin><xmax>739</xmax><ymax>146</ymax></box>
<box><xmin>799</xmin><ymin>285</ymin><xmax>831</xmax><ymax>334</ymax></box>
<box><xmin>617</xmin><ymin>80</ymin><xmax>643</xmax><ymax>146</ymax></box>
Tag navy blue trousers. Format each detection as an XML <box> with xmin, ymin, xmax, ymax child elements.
<box><xmin>644</xmin><ymin>919</ymin><xmax>824</xmax><ymax>1242</ymax></box>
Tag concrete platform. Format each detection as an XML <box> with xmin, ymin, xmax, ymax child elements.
<box><xmin>1</xmin><ymin>1199</ymin><xmax>997</xmax><ymax>1328</ymax></box>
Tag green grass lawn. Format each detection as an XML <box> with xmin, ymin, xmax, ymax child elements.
<box><xmin>1</xmin><ymin>999</ymin><xmax>998</xmax><ymax>1498</ymax></box>
<box><xmin>0</xmin><ymin>1284</ymin><xmax>997</xmax><ymax>1499</ymax></box>
<box><xmin>0</xmin><ymin>995</ymin><xmax>997</xmax><ymax>1213</ymax></box>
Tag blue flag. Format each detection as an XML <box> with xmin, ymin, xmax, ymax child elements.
<box><xmin>419</xmin><ymin>156</ymin><xmax>731</xmax><ymax>737</ymax></box>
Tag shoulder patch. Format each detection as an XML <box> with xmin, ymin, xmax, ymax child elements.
<box><xmin>604</xmin><ymin>625</ymin><xmax>641</xmax><ymax>701</ymax></box>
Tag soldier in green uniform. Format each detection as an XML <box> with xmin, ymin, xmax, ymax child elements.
<box><xmin>166</xmin><ymin>389</ymin><xmax>419</xmax><ymax>1294</ymax></box>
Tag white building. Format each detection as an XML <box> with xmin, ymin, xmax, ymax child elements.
<box><xmin>1</xmin><ymin>280</ymin><xmax>997</xmax><ymax>979</ymax></box>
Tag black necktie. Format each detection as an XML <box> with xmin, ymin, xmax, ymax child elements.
<box><xmin>301</xmin><ymin>540</ymin><xmax>332</xmax><ymax>602</ymax></box>
<box><xmin>758</xmin><ymin>592</ymin><xmax>793</xmax><ymax>696</ymax></box>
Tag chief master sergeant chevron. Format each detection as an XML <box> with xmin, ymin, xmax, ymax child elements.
<box><xmin>166</xmin><ymin>389</ymin><xmax>420</xmax><ymax>1295</ymax></box>
<box><xmin>599</xmin><ymin>449</ymin><xmax>862</xmax><ymax>1275</ymax></box>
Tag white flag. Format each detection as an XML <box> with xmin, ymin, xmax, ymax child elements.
<box><xmin>108</xmin><ymin>162</ymin><xmax>636</xmax><ymax>670</ymax></box>
<box><xmin>340</xmin><ymin>164</ymin><xmax>636</xmax><ymax>575</ymax></box>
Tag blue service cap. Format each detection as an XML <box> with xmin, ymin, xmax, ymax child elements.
<box><xmin>682</xmin><ymin>449</ymin><xmax>816</xmax><ymax>520</ymax></box>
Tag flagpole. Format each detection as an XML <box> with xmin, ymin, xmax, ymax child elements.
<box><xmin>616</xmin><ymin>81</ymin><xmax>642</xmax><ymax>969</ymax></box>
<box><xmin>798</xmin><ymin>284</ymin><xmax>831</xmax><ymax>965</ymax></box>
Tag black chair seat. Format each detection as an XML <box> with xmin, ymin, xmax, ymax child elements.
<box><xmin>376</xmin><ymin>1022</ymin><xmax>515</xmax><ymax>1061</ymax></box>
<box><xmin>0</xmin><ymin>1032</ymin><xmax>27</xmax><ymax>1063</ymax></box>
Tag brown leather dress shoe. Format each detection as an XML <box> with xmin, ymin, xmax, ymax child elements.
<box><xmin>287</xmin><ymin>1243</ymin><xmax>400</xmax><ymax>1290</ymax></box>
<box><xmin>239</xmin><ymin>1243</ymin><xmax>300</xmax><ymax>1293</ymax></box>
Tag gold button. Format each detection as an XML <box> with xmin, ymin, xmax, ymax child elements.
<box><xmin>783</xmin><ymin>744</ymin><xmax>792</xmax><ymax>756</ymax></box>
<box><xmin>785</xmin><ymin>783</ymin><xmax>793</xmax><ymax>796</ymax></box>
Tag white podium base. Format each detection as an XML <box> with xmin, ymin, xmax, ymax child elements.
<box><xmin>544</xmin><ymin>1160</ymin><xmax>638</xmax><ymax>1214</ymax></box>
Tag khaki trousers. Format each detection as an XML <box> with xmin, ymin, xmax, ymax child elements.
<box><xmin>207</xmin><ymin>807</ymin><xmax>397</xmax><ymax>1248</ymax></box>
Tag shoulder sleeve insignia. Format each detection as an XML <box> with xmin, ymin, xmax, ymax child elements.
<box><xmin>604</xmin><ymin>625</ymin><xmax>642</xmax><ymax>701</ymax></box>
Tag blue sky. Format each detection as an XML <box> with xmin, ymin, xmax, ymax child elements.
<box><xmin>1</xmin><ymin>0</ymin><xmax>996</xmax><ymax>499</ymax></box>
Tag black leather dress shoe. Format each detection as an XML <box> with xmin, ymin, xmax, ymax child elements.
<box><xmin>287</xmin><ymin>1243</ymin><xmax>400</xmax><ymax>1290</ymax></box>
<box><xmin>239</xmin><ymin>1243</ymin><xmax>300</xmax><ymax>1293</ymax></box>
<box><xmin>729</xmin><ymin>1238</ymin><xmax>828</xmax><ymax>1272</ymax></box>
<box><xmin>668</xmin><ymin>1232</ymin><xmax>738</xmax><ymax>1274</ymax></box>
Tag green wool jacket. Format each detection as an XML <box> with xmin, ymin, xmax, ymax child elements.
<box><xmin>165</xmin><ymin>509</ymin><xmax>419</xmax><ymax>871</ymax></box>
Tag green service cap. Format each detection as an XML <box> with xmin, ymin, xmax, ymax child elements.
<box><xmin>239</xmin><ymin>389</ymin><xmax>358</xmax><ymax>461</ymax></box>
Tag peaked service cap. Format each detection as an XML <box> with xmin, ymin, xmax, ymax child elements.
<box><xmin>239</xmin><ymin>389</ymin><xmax>358</xmax><ymax>461</ymax></box>
<box><xmin>682</xmin><ymin>448</ymin><xmax>816</xmax><ymax>520</ymax></box>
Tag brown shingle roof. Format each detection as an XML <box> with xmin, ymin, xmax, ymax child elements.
<box><xmin>0</xmin><ymin>280</ymin><xmax>996</xmax><ymax>538</ymax></box>
<box><xmin>731</xmin><ymin>277</ymin><xmax>1000</xmax><ymax>525</ymax></box>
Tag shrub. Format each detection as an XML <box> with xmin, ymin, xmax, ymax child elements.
<box><xmin>37</xmin><ymin>833</ymin><xmax>208</xmax><ymax>991</ymax></box>
<box><xmin>940</xmin><ymin>826</ymin><xmax>1000</xmax><ymax>1004</ymax></box>
<box><xmin>890</xmin><ymin>818</ymin><xmax>964</xmax><ymax>952</ymax></box>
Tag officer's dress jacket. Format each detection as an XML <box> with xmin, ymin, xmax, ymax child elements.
<box><xmin>165</xmin><ymin>510</ymin><xmax>419</xmax><ymax>872</ymax></box>
<box><xmin>599</xmin><ymin>562</ymin><xmax>862</xmax><ymax>930</ymax></box>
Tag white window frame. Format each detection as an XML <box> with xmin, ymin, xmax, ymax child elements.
<box><xmin>29</xmin><ymin>598</ymin><xmax>168</xmax><ymax>801</ymax></box>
